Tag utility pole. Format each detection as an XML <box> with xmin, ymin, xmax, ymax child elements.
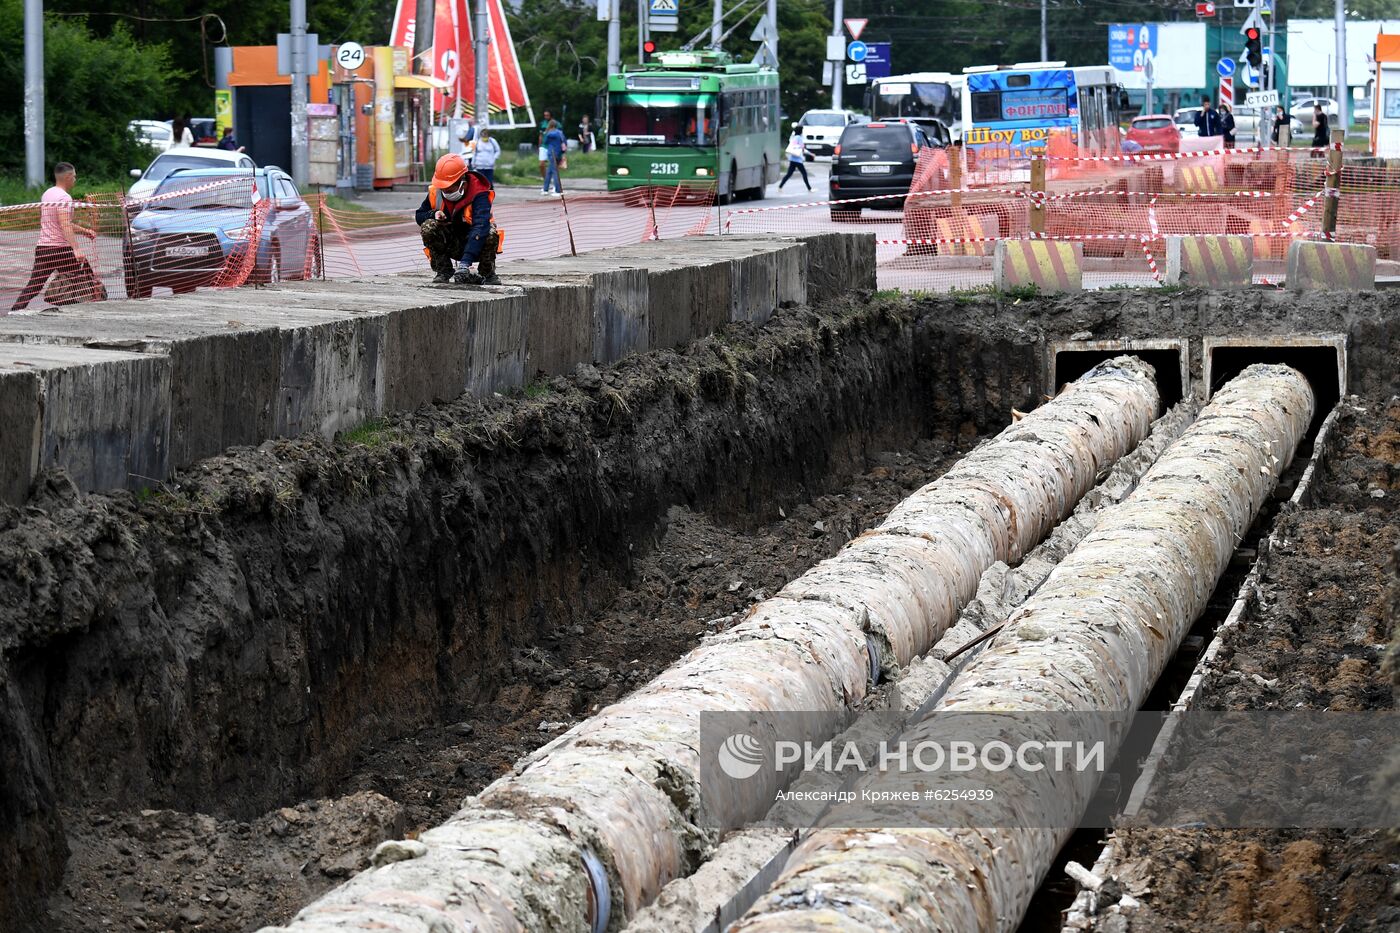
<box><xmin>711</xmin><ymin>0</ymin><xmax>722</xmax><ymax>47</ymax></box>
<box><xmin>1266</xmin><ymin>0</ymin><xmax>1276</xmax><ymax>91</ymax></box>
<box><xmin>831</xmin><ymin>0</ymin><xmax>844</xmax><ymax>110</ymax></box>
<box><xmin>290</xmin><ymin>0</ymin><xmax>309</xmax><ymax>186</ymax></box>
<box><xmin>768</xmin><ymin>0</ymin><xmax>777</xmax><ymax>64</ymax></box>
<box><xmin>475</xmin><ymin>0</ymin><xmax>490</xmax><ymax>128</ymax></box>
<box><xmin>24</xmin><ymin>0</ymin><xmax>43</xmax><ymax>188</ymax></box>
<box><xmin>1334</xmin><ymin>0</ymin><xmax>1348</xmax><ymax>136</ymax></box>
<box><xmin>608</xmin><ymin>0</ymin><xmax>621</xmax><ymax>76</ymax></box>
<box><xmin>413</xmin><ymin>0</ymin><xmax>434</xmax><ymax>74</ymax></box>
<box><xmin>1040</xmin><ymin>0</ymin><xmax>1048</xmax><ymax>61</ymax></box>
<box><xmin>638</xmin><ymin>0</ymin><xmax>646</xmax><ymax>63</ymax></box>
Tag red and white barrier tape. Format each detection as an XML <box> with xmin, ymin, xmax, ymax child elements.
<box><xmin>1043</xmin><ymin>141</ymin><xmax>1341</xmax><ymax>163</ymax></box>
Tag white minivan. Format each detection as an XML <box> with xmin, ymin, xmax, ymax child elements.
<box><xmin>796</xmin><ymin>109</ymin><xmax>865</xmax><ymax>160</ymax></box>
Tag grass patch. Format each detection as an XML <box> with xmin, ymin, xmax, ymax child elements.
<box><xmin>494</xmin><ymin>149</ymin><xmax>608</xmax><ymax>186</ymax></box>
<box><xmin>522</xmin><ymin>380</ymin><xmax>553</xmax><ymax>399</ymax></box>
<box><xmin>340</xmin><ymin>418</ymin><xmax>403</xmax><ymax>448</ymax></box>
<box><xmin>0</xmin><ymin>177</ymin><xmax>128</xmax><ymax>207</ymax></box>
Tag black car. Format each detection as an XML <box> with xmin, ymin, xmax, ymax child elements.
<box><xmin>829</xmin><ymin>120</ymin><xmax>949</xmax><ymax>221</ymax></box>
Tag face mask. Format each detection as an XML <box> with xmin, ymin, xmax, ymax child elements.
<box><xmin>441</xmin><ymin>186</ymin><xmax>465</xmax><ymax>201</ymax></box>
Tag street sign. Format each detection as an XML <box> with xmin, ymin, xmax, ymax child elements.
<box><xmin>649</xmin><ymin>0</ymin><xmax>678</xmax><ymax>31</ymax></box>
<box><xmin>1219</xmin><ymin>75</ymin><xmax>1233</xmax><ymax>110</ymax></box>
<box><xmin>846</xmin><ymin>63</ymin><xmax>867</xmax><ymax>85</ymax></box>
<box><xmin>847</xmin><ymin>40</ymin><xmax>868</xmax><ymax>63</ymax></box>
<box><xmin>749</xmin><ymin>14</ymin><xmax>770</xmax><ymax>42</ymax></box>
<box><xmin>649</xmin><ymin>0</ymin><xmax>677</xmax><ymax>11</ymax></box>
<box><xmin>650</xmin><ymin>18</ymin><xmax>678</xmax><ymax>31</ymax></box>
<box><xmin>1217</xmin><ymin>57</ymin><xmax>1235</xmax><ymax>78</ymax></box>
<box><xmin>1246</xmin><ymin>89</ymin><xmax>1280</xmax><ymax>107</ymax></box>
<box><xmin>826</xmin><ymin>35</ymin><xmax>846</xmax><ymax>61</ymax></box>
<box><xmin>844</xmin><ymin>18</ymin><xmax>868</xmax><ymax>40</ymax></box>
<box><xmin>1240</xmin><ymin>60</ymin><xmax>1259</xmax><ymax>87</ymax></box>
<box><xmin>1195</xmin><ymin>2</ymin><xmax>1215</xmax><ymax>16</ymax></box>
<box><xmin>335</xmin><ymin>42</ymin><xmax>366</xmax><ymax>71</ymax></box>
<box><xmin>864</xmin><ymin>42</ymin><xmax>892</xmax><ymax>79</ymax></box>
<box><xmin>1239</xmin><ymin>9</ymin><xmax>1263</xmax><ymax>35</ymax></box>
<box><xmin>1261</xmin><ymin>0</ymin><xmax>1272</xmax><ymax>14</ymax></box>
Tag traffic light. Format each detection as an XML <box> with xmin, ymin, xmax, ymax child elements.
<box><xmin>643</xmin><ymin>40</ymin><xmax>657</xmax><ymax>62</ymax></box>
<box><xmin>1244</xmin><ymin>27</ymin><xmax>1263</xmax><ymax>70</ymax></box>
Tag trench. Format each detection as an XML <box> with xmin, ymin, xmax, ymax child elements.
<box><xmin>4</xmin><ymin>286</ymin><xmax>1399</xmax><ymax>933</ymax></box>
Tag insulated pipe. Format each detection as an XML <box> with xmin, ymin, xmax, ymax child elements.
<box><xmin>263</xmin><ymin>359</ymin><xmax>1158</xmax><ymax>933</ymax></box>
<box><xmin>732</xmin><ymin>364</ymin><xmax>1313</xmax><ymax>933</ymax></box>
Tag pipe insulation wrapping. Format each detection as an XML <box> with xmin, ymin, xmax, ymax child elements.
<box><xmin>731</xmin><ymin>364</ymin><xmax>1314</xmax><ymax>933</ymax></box>
<box><xmin>262</xmin><ymin>359</ymin><xmax>1158</xmax><ymax>933</ymax></box>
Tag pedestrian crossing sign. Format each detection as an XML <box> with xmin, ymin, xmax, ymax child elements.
<box><xmin>650</xmin><ymin>0</ymin><xmax>678</xmax><ymax>12</ymax></box>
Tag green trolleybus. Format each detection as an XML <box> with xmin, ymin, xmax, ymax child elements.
<box><xmin>605</xmin><ymin>50</ymin><xmax>780</xmax><ymax>201</ymax></box>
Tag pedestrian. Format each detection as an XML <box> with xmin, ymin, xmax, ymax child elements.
<box><xmin>1312</xmin><ymin>103</ymin><xmax>1331</xmax><ymax>148</ymax></box>
<box><xmin>472</xmin><ymin>128</ymin><xmax>501</xmax><ymax>186</ymax></box>
<box><xmin>538</xmin><ymin>110</ymin><xmax>554</xmax><ymax>178</ymax></box>
<box><xmin>10</xmin><ymin>162</ymin><xmax>97</xmax><ymax>312</ymax></box>
<box><xmin>1193</xmin><ymin>96</ymin><xmax>1223</xmax><ymax>139</ymax></box>
<box><xmin>1220</xmin><ymin>102</ymin><xmax>1236</xmax><ymax>149</ymax></box>
<box><xmin>173</xmin><ymin>114</ymin><xmax>195</xmax><ymax>148</ymax></box>
<box><xmin>455</xmin><ymin>125</ymin><xmax>475</xmax><ymax>160</ymax></box>
<box><xmin>578</xmin><ymin>115</ymin><xmax>595</xmax><ymax>153</ymax></box>
<box><xmin>414</xmin><ymin>153</ymin><xmax>501</xmax><ymax>285</ymax></box>
<box><xmin>542</xmin><ymin>119</ymin><xmax>567</xmax><ymax>196</ymax></box>
<box><xmin>217</xmin><ymin>127</ymin><xmax>244</xmax><ymax>152</ymax></box>
<box><xmin>778</xmin><ymin>123</ymin><xmax>811</xmax><ymax>191</ymax></box>
<box><xmin>1271</xmin><ymin>106</ymin><xmax>1287</xmax><ymax>145</ymax></box>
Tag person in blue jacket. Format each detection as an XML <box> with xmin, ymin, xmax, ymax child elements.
<box><xmin>542</xmin><ymin>120</ymin><xmax>567</xmax><ymax>196</ymax></box>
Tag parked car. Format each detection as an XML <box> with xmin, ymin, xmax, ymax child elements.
<box><xmin>795</xmin><ymin>109</ymin><xmax>865</xmax><ymax>160</ymax></box>
<box><xmin>189</xmin><ymin>117</ymin><xmax>219</xmax><ymax>146</ymax></box>
<box><xmin>129</xmin><ymin>120</ymin><xmax>175</xmax><ymax>154</ymax></box>
<box><xmin>124</xmin><ymin>167</ymin><xmax>316</xmax><ymax>298</ymax></box>
<box><xmin>829</xmin><ymin>120</ymin><xmax>946</xmax><ymax>220</ymax></box>
<box><xmin>1290</xmin><ymin>96</ymin><xmax>1338</xmax><ymax>129</ymax></box>
<box><xmin>1125</xmin><ymin>114</ymin><xmax>1180</xmax><ymax>153</ymax></box>
<box><xmin>128</xmin><ymin>147</ymin><xmax>258</xmax><ymax>201</ymax></box>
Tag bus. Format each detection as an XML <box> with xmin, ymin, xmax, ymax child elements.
<box><xmin>605</xmin><ymin>50</ymin><xmax>780</xmax><ymax>201</ymax></box>
<box><xmin>866</xmin><ymin>73</ymin><xmax>962</xmax><ymax>139</ymax></box>
<box><xmin>960</xmin><ymin>63</ymin><xmax>1124</xmax><ymax>157</ymax></box>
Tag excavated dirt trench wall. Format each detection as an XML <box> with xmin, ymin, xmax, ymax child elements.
<box><xmin>3</xmin><ymin>286</ymin><xmax>1400</xmax><ymax>923</ymax></box>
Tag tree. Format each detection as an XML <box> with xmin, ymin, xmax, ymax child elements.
<box><xmin>0</xmin><ymin>0</ymin><xmax>185</xmax><ymax>181</ymax></box>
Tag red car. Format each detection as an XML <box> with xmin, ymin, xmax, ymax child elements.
<box><xmin>1125</xmin><ymin>115</ymin><xmax>1181</xmax><ymax>154</ymax></box>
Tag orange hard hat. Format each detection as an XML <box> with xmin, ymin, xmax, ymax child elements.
<box><xmin>432</xmin><ymin>153</ymin><xmax>468</xmax><ymax>188</ymax></box>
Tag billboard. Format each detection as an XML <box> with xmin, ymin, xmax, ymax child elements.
<box><xmin>1108</xmin><ymin>22</ymin><xmax>1206</xmax><ymax>90</ymax></box>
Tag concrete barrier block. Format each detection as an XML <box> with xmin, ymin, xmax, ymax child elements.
<box><xmin>1286</xmin><ymin>241</ymin><xmax>1377</xmax><ymax>292</ymax></box>
<box><xmin>0</xmin><ymin>367</ymin><xmax>41</xmax><ymax>503</ymax></box>
<box><xmin>466</xmin><ymin>291</ymin><xmax>528</xmax><ymax>397</ymax></box>
<box><xmin>730</xmin><ymin>251</ymin><xmax>779</xmax><ymax>324</ymax></box>
<box><xmin>167</xmin><ymin>329</ymin><xmax>281</xmax><ymax>466</ymax></box>
<box><xmin>772</xmin><ymin>241</ymin><xmax>806</xmax><ymax>309</ymax></box>
<box><xmin>276</xmin><ymin>316</ymin><xmax>386</xmax><ymax>440</ymax></box>
<box><xmin>522</xmin><ymin>282</ymin><xmax>594</xmax><ymax>378</ymax></box>
<box><xmin>647</xmin><ymin>261</ymin><xmax>731</xmax><ymax>351</ymax></box>
<box><xmin>1165</xmin><ymin>235</ymin><xmax>1254</xmax><ymax>288</ymax></box>
<box><xmin>591</xmin><ymin>268</ymin><xmax>650</xmax><ymax>364</ymax></box>
<box><xmin>790</xmin><ymin>233</ymin><xmax>875</xmax><ymax>299</ymax></box>
<box><xmin>0</xmin><ymin>344</ymin><xmax>171</xmax><ymax>500</ymax></box>
<box><xmin>993</xmin><ymin>240</ymin><xmax>1083</xmax><ymax>294</ymax></box>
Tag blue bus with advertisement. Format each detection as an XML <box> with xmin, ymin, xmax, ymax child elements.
<box><xmin>960</xmin><ymin>63</ymin><xmax>1124</xmax><ymax>157</ymax></box>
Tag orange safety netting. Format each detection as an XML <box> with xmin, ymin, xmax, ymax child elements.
<box><xmin>721</xmin><ymin>141</ymin><xmax>1398</xmax><ymax>293</ymax></box>
<box><xmin>1</xmin><ymin>180</ymin><xmax>718</xmax><ymax>313</ymax></box>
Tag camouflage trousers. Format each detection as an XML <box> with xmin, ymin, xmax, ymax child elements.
<box><xmin>419</xmin><ymin>218</ymin><xmax>498</xmax><ymax>278</ymax></box>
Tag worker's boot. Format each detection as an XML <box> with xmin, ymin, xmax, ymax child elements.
<box><xmin>432</xmin><ymin>269</ymin><xmax>453</xmax><ymax>284</ymax></box>
<box><xmin>452</xmin><ymin>269</ymin><xmax>484</xmax><ymax>285</ymax></box>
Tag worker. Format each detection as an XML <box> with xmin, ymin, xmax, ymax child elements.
<box><xmin>414</xmin><ymin>153</ymin><xmax>501</xmax><ymax>285</ymax></box>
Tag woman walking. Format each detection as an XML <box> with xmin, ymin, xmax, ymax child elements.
<box><xmin>778</xmin><ymin>123</ymin><xmax>811</xmax><ymax>191</ymax></box>
<box><xmin>542</xmin><ymin>120</ymin><xmax>567</xmax><ymax>196</ymax></box>
<box><xmin>472</xmin><ymin>128</ymin><xmax>501</xmax><ymax>186</ymax></box>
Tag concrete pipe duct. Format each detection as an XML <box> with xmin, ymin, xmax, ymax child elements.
<box><xmin>262</xmin><ymin>359</ymin><xmax>1159</xmax><ymax>933</ymax></box>
<box><xmin>731</xmin><ymin>364</ymin><xmax>1313</xmax><ymax>933</ymax></box>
